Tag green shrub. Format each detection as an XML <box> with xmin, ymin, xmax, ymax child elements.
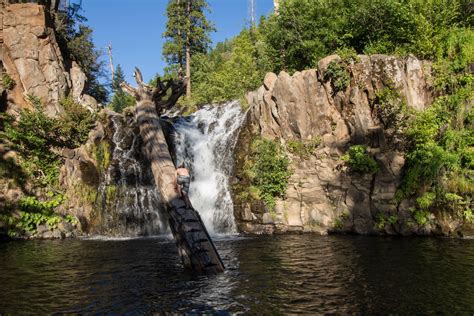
<box><xmin>376</xmin><ymin>214</ymin><xmax>399</xmax><ymax>230</ymax></box>
<box><xmin>2</xmin><ymin>211</ymin><xmax>64</xmax><ymax>237</ymax></box>
<box><xmin>374</xmin><ymin>87</ymin><xmax>411</xmax><ymax>130</ymax></box>
<box><xmin>416</xmin><ymin>192</ymin><xmax>437</xmax><ymax>209</ymax></box>
<box><xmin>342</xmin><ymin>145</ymin><xmax>379</xmax><ymax>173</ymax></box>
<box><xmin>413</xmin><ymin>209</ymin><xmax>431</xmax><ymax>226</ymax></box>
<box><xmin>244</xmin><ymin>138</ymin><xmax>292</xmax><ymax>210</ymax></box>
<box><xmin>2</xmin><ymin>73</ymin><xmax>15</xmax><ymax>90</ymax></box>
<box><xmin>65</xmin><ymin>214</ymin><xmax>79</xmax><ymax>225</ymax></box>
<box><xmin>58</xmin><ymin>97</ymin><xmax>96</xmax><ymax>147</ymax></box>
<box><xmin>1</xmin><ymin>102</ymin><xmax>63</xmax><ymax>187</ymax></box>
<box><xmin>19</xmin><ymin>194</ymin><xmax>64</xmax><ymax>216</ymax></box>
<box><xmin>324</xmin><ymin>60</ymin><xmax>351</xmax><ymax>92</ymax></box>
<box><xmin>1</xmin><ymin>194</ymin><xmax>66</xmax><ymax>237</ymax></box>
<box><xmin>287</xmin><ymin>137</ymin><xmax>321</xmax><ymax>159</ymax></box>
<box><xmin>1</xmin><ymin>96</ymin><xmax>95</xmax><ymax>188</ymax></box>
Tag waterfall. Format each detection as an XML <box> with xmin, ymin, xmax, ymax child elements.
<box><xmin>95</xmin><ymin>112</ymin><xmax>168</xmax><ymax>236</ymax></box>
<box><xmin>91</xmin><ymin>101</ymin><xmax>245</xmax><ymax>237</ymax></box>
<box><xmin>172</xmin><ymin>101</ymin><xmax>246</xmax><ymax>235</ymax></box>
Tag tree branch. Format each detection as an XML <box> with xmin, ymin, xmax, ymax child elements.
<box><xmin>120</xmin><ymin>82</ymin><xmax>137</xmax><ymax>98</ymax></box>
<box><xmin>121</xmin><ymin>67</ymin><xmax>186</xmax><ymax>113</ymax></box>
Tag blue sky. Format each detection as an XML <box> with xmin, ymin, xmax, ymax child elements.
<box><xmin>81</xmin><ymin>0</ymin><xmax>274</xmax><ymax>85</ymax></box>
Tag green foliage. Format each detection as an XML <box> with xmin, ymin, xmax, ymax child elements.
<box><xmin>1</xmin><ymin>103</ymin><xmax>62</xmax><ymax>187</ymax></box>
<box><xmin>374</xmin><ymin>87</ymin><xmax>411</xmax><ymax>130</ymax></box>
<box><xmin>433</xmin><ymin>28</ymin><xmax>474</xmax><ymax>93</ymax></box>
<box><xmin>416</xmin><ymin>192</ymin><xmax>437</xmax><ymax>209</ymax></box>
<box><xmin>1</xmin><ymin>97</ymin><xmax>95</xmax><ymax>188</ymax></box>
<box><xmin>19</xmin><ymin>194</ymin><xmax>64</xmax><ymax>215</ymax></box>
<box><xmin>324</xmin><ymin>60</ymin><xmax>351</xmax><ymax>92</ymax></box>
<box><xmin>93</xmin><ymin>141</ymin><xmax>111</xmax><ymax>173</ymax></box>
<box><xmin>243</xmin><ymin>138</ymin><xmax>292</xmax><ymax>210</ymax></box>
<box><xmin>409</xmin><ymin>192</ymin><xmax>437</xmax><ymax>226</ymax></box>
<box><xmin>262</xmin><ymin>0</ymin><xmax>347</xmax><ymax>72</ymax></box>
<box><xmin>413</xmin><ymin>209</ymin><xmax>431</xmax><ymax>226</ymax></box>
<box><xmin>333</xmin><ymin>211</ymin><xmax>350</xmax><ymax>230</ymax></box>
<box><xmin>183</xmin><ymin>0</ymin><xmax>472</xmax><ymax>104</ymax></box>
<box><xmin>376</xmin><ymin>214</ymin><xmax>399</xmax><ymax>230</ymax></box>
<box><xmin>58</xmin><ymin>97</ymin><xmax>96</xmax><ymax>147</ymax></box>
<box><xmin>342</xmin><ymin>145</ymin><xmax>379</xmax><ymax>173</ymax></box>
<box><xmin>54</xmin><ymin>5</ymin><xmax>107</xmax><ymax>103</ymax></box>
<box><xmin>163</xmin><ymin>0</ymin><xmax>215</xmax><ymax>72</ymax></box>
<box><xmin>399</xmin><ymin>74</ymin><xmax>473</xmax><ymax>223</ymax></box>
<box><xmin>1</xmin><ymin>211</ymin><xmax>63</xmax><ymax>237</ymax></box>
<box><xmin>2</xmin><ymin>73</ymin><xmax>15</xmax><ymax>90</ymax></box>
<box><xmin>108</xmin><ymin>64</ymin><xmax>136</xmax><ymax>113</ymax></box>
<box><xmin>65</xmin><ymin>214</ymin><xmax>79</xmax><ymax>225</ymax></box>
<box><xmin>0</xmin><ymin>194</ymin><xmax>66</xmax><ymax>237</ymax></box>
<box><xmin>189</xmin><ymin>28</ymin><xmax>271</xmax><ymax>105</ymax></box>
<box><xmin>287</xmin><ymin>137</ymin><xmax>321</xmax><ymax>159</ymax></box>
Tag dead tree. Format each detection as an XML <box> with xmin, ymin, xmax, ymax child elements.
<box><xmin>121</xmin><ymin>68</ymin><xmax>224</xmax><ymax>274</ymax></box>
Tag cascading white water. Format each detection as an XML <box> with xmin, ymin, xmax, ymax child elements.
<box><xmin>96</xmin><ymin>113</ymin><xmax>168</xmax><ymax>236</ymax></box>
<box><xmin>173</xmin><ymin>101</ymin><xmax>246</xmax><ymax>235</ymax></box>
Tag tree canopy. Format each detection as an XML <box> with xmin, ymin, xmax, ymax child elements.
<box><xmin>163</xmin><ymin>0</ymin><xmax>215</xmax><ymax>98</ymax></box>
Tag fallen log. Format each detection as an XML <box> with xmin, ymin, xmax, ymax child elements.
<box><xmin>121</xmin><ymin>68</ymin><xmax>224</xmax><ymax>274</ymax></box>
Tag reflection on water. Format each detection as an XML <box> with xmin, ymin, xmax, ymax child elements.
<box><xmin>1</xmin><ymin>235</ymin><xmax>473</xmax><ymax>314</ymax></box>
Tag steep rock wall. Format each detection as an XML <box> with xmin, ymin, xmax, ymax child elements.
<box><xmin>59</xmin><ymin>109</ymin><xmax>167</xmax><ymax>236</ymax></box>
<box><xmin>232</xmin><ymin>54</ymin><xmax>465</xmax><ymax>236</ymax></box>
<box><xmin>0</xmin><ymin>3</ymin><xmax>96</xmax><ymax>116</ymax></box>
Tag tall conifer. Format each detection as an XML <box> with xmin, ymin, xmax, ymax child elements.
<box><xmin>163</xmin><ymin>0</ymin><xmax>215</xmax><ymax>99</ymax></box>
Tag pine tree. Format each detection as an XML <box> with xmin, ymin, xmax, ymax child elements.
<box><xmin>163</xmin><ymin>0</ymin><xmax>215</xmax><ymax>99</ymax></box>
<box><xmin>109</xmin><ymin>64</ymin><xmax>135</xmax><ymax>113</ymax></box>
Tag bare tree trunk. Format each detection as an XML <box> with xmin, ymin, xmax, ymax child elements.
<box><xmin>121</xmin><ymin>68</ymin><xmax>224</xmax><ymax>274</ymax></box>
<box><xmin>186</xmin><ymin>45</ymin><xmax>191</xmax><ymax>99</ymax></box>
<box><xmin>185</xmin><ymin>0</ymin><xmax>191</xmax><ymax>99</ymax></box>
<box><xmin>107</xmin><ymin>44</ymin><xmax>114</xmax><ymax>83</ymax></box>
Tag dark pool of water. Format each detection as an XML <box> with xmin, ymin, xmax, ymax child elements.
<box><xmin>1</xmin><ymin>234</ymin><xmax>473</xmax><ymax>314</ymax></box>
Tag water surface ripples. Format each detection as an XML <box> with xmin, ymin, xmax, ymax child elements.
<box><xmin>1</xmin><ymin>235</ymin><xmax>473</xmax><ymax>314</ymax></box>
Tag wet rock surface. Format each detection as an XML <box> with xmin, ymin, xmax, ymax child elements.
<box><xmin>59</xmin><ymin>109</ymin><xmax>168</xmax><ymax>237</ymax></box>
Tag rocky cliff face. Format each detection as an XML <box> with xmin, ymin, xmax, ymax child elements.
<box><xmin>59</xmin><ymin>109</ymin><xmax>168</xmax><ymax>236</ymax></box>
<box><xmin>232</xmin><ymin>54</ymin><xmax>466</xmax><ymax>236</ymax></box>
<box><xmin>0</xmin><ymin>3</ymin><xmax>97</xmax><ymax>115</ymax></box>
<box><xmin>0</xmin><ymin>3</ymin><xmax>100</xmax><ymax>239</ymax></box>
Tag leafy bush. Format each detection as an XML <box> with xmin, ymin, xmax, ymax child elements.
<box><xmin>189</xmin><ymin>28</ymin><xmax>271</xmax><ymax>105</ymax></box>
<box><xmin>19</xmin><ymin>194</ymin><xmax>64</xmax><ymax>216</ymax></box>
<box><xmin>244</xmin><ymin>138</ymin><xmax>292</xmax><ymax>210</ymax></box>
<box><xmin>399</xmin><ymin>79</ymin><xmax>473</xmax><ymax>223</ymax></box>
<box><xmin>1</xmin><ymin>96</ymin><xmax>95</xmax><ymax>188</ymax></box>
<box><xmin>2</xmin><ymin>73</ymin><xmax>15</xmax><ymax>90</ymax></box>
<box><xmin>342</xmin><ymin>145</ymin><xmax>379</xmax><ymax>173</ymax></box>
<box><xmin>0</xmin><ymin>194</ymin><xmax>70</xmax><ymax>237</ymax></box>
<box><xmin>376</xmin><ymin>214</ymin><xmax>399</xmax><ymax>230</ymax></box>
<box><xmin>413</xmin><ymin>209</ymin><xmax>431</xmax><ymax>226</ymax></box>
<box><xmin>374</xmin><ymin>87</ymin><xmax>411</xmax><ymax>130</ymax></box>
<box><xmin>287</xmin><ymin>137</ymin><xmax>321</xmax><ymax>159</ymax></box>
<box><xmin>324</xmin><ymin>60</ymin><xmax>350</xmax><ymax>93</ymax></box>
<box><xmin>58</xmin><ymin>97</ymin><xmax>96</xmax><ymax>147</ymax></box>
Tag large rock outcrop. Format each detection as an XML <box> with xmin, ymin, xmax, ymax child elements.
<box><xmin>1</xmin><ymin>3</ymin><xmax>69</xmax><ymax>115</ymax></box>
<box><xmin>232</xmin><ymin>54</ymin><xmax>467</xmax><ymax>236</ymax></box>
<box><xmin>0</xmin><ymin>3</ymin><xmax>97</xmax><ymax>116</ymax></box>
